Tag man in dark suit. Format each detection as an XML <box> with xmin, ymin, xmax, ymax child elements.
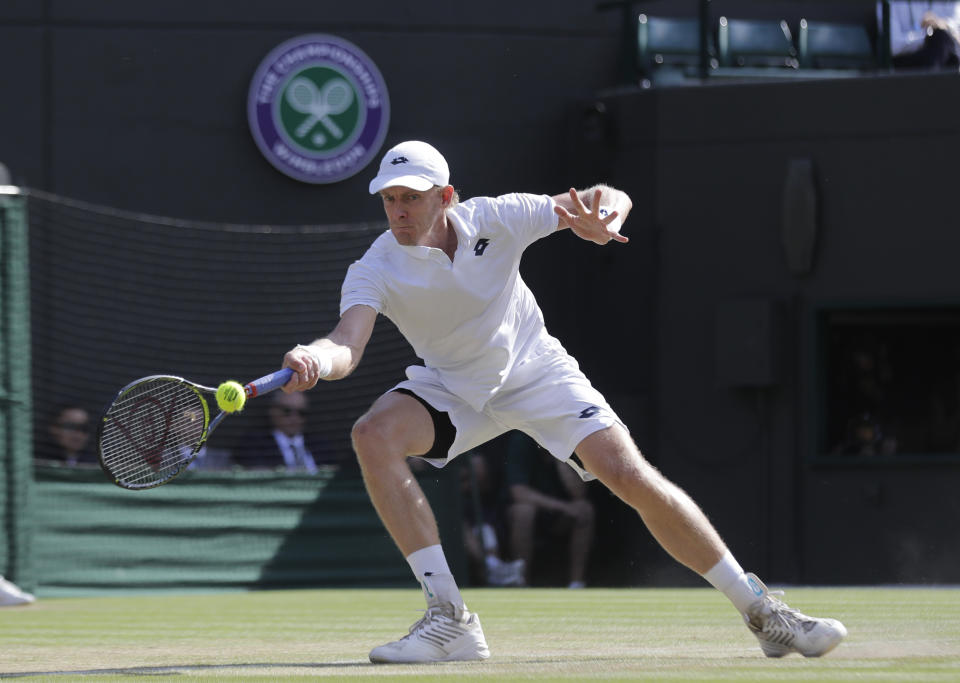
<box><xmin>233</xmin><ymin>390</ymin><xmax>335</xmax><ymax>470</ymax></box>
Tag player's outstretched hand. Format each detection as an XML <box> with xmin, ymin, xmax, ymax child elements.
<box><xmin>555</xmin><ymin>187</ymin><xmax>629</xmax><ymax>245</ymax></box>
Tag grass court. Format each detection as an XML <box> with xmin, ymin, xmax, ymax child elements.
<box><xmin>1</xmin><ymin>585</ymin><xmax>958</xmax><ymax>681</ymax></box>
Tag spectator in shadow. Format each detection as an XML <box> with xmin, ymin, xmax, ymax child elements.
<box><xmin>461</xmin><ymin>450</ymin><xmax>524</xmax><ymax>586</ymax></box>
<box><xmin>885</xmin><ymin>2</ymin><xmax>960</xmax><ymax>68</ymax></box>
<box><xmin>36</xmin><ymin>404</ymin><xmax>97</xmax><ymax>466</ymax></box>
<box><xmin>832</xmin><ymin>411</ymin><xmax>899</xmax><ymax>456</ymax></box>
<box><xmin>505</xmin><ymin>431</ymin><xmax>594</xmax><ymax>588</ymax></box>
<box><xmin>829</xmin><ymin>338</ymin><xmax>903</xmax><ymax>454</ymax></box>
<box><xmin>233</xmin><ymin>390</ymin><xmax>336</xmax><ymax>471</ymax></box>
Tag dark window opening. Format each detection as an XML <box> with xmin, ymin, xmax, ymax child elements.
<box><xmin>821</xmin><ymin>307</ymin><xmax>960</xmax><ymax>457</ymax></box>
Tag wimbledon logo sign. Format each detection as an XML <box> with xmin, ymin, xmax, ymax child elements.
<box><xmin>247</xmin><ymin>34</ymin><xmax>390</xmax><ymax>184</ymax></box>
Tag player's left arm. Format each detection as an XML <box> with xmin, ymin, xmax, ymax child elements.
<box><xmin>552</xmin><ymin>185</ymin><xmax>632</xmax><ymax>245</ymax></box>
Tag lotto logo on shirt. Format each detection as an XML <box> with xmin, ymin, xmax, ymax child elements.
<box><xmin>247</xmin><ymin>34</ymin><xmax>391</xmax><ymax>184</ymax></box>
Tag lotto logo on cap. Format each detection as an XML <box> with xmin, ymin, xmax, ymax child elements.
<box><xmin>368</xmin><ymin>141</ymin><xmax>450</xmax><ymax>194</ymax></box>
<box><xmin>247</xmin><ymin>34</ymin><xmax>390</xmax><ymax>184</ymax></box>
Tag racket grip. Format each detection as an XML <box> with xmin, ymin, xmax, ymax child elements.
<box><xmin>244</xmin><ymin>367</ymin><xmax>295</xmax><ymax>398</ymax></box>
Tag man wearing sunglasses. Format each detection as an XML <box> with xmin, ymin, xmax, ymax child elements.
<box><xmin>233</xmin><ymin>391</ymin><xmax>335</xmax><ymax>471</ymax></box>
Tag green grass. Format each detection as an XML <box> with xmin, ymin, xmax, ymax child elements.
<box><xmin>1</xmin><ymin>586</ymin><xmax>959</xmax><ymax>681</ymax></box>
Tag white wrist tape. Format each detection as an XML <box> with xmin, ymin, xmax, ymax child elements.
<box><xmin>296</xmin><ymin>344</ymin><xmax>333</xmax><ymax>379</ymax></box>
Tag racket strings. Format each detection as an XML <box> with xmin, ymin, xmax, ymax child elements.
<box><xmin>100</xmin><ymin>379</ymin><xmax>207</xmax><ymax>488</ymax></box>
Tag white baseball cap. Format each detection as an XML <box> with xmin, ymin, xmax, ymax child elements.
<box><xmin>368</xmin><ymin>140</ymin><xmax>450</xmax><ymax>194</ymax></box>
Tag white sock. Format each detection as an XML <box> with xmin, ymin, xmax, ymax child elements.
<box><xmin>702</xmin><ymin>551</ymin><xmax>765</xmax><ymax>613</ymax></box>
<box><xmin>406</xmin><ymin>544</ymin><xmax>465</xmax><ymax>610</ymax></box>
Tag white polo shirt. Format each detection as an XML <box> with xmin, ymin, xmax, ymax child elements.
<box><xmin>340</xmin><ymin>192</ymin><xmax>561</xmax><ymax>410</ymax></box>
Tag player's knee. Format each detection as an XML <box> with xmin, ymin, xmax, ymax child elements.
<box><xmin>351</xmin><ymin>412</ymin><xmax>391</xmax><ymax>460</ymax></box>
<box><xmin>352</xmin><ymin>408</ymin><xmax>430</xmax><ymax>467</ymax></box>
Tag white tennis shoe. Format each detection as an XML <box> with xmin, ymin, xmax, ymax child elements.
<box><xmin>0</xmin><ymin>575</ymin><xmax>35</xmax><ymax>607</ymax></box>
<box><xmin>485</xmin><ymin>557</ymin><xmax>525</xmax><ymax>587</ymax></box>
<box><xmin>743</xmin><ymin>573</ymin><xmax>846</xmax><ymax>657</ymax></box>
<box><xmin>369</xmin><ymin>602</ymin><xmax>490</xmax><ymax>663</ymax></box>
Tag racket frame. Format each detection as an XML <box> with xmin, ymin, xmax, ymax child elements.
<box><xmin>97</xmin><ymin>368</ymin><xmax>293</xmax><ymax>490</ymax></box>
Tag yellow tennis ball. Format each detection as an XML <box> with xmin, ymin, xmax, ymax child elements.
<box><xmin>216</xmin><ymin>381</ymin><xmax>246</xmax><ymax>413</ymax></box>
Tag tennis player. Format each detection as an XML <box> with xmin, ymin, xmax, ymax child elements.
<box><xmin>282</xmin><ymin>140</ymin><xmax>846</xmax><ymax>663</ymax></box>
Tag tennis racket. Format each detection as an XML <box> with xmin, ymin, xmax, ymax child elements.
<box><xmin>97</xmin><ymin>368</ymin><xmax>294</xmax><ymax>490</ymax></box>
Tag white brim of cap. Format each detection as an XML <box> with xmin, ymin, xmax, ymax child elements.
<box><xmin>368</xmin><ymin>174</ymin><xmax>436</xmax><ymax>194</ymax></box>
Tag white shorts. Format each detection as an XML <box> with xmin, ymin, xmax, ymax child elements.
<box><xmin>392</xmin><ymin>348</ymin><xmax>624</xmax><ymax>480</ymax></box>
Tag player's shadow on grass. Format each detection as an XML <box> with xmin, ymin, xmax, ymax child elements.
<box><xmin>1</xmin><ymin>662</ymin><xmax>376</xmax><ymax>678</ymax></box>
<box><xmin>256</xmin><ymin>459</ymin><xmax>465</xmax><ymax>589</ymax></box>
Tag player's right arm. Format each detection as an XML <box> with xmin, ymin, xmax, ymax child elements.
<box><xmin>282</xmin><ymin>304</ymin><xmax>378</xmax><ymax>391</ymax></box>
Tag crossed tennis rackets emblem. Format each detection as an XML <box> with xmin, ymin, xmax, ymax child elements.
<box><xmin>285</xmin><ymin>76</ymin><xmax>354</xmax><ymax>145</ymax></box>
